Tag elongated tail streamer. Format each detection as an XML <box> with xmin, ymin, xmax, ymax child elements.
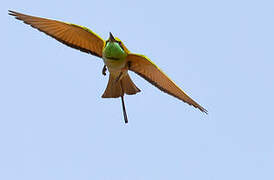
<box><xmin>120</xmin><ymin>80</ymin><xmax>128</xmax><ymax>123</ymax></box>
<box><xmin>121</xmin><ymin>95</ymin><xmax>128</xmax><ymax>123</ymax></box>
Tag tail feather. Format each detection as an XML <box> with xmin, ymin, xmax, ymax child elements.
<box><xmin>102</xmin><ymin>73</ymin><xmax>140</xmax><ymax>98</ymax></box>
<box><xmin>102</xmin><ymin>75</ymin><xmax>122</xmax><ymax>98</ymax></box>
<box><xmin>121</xmin><ymin>74</ymin><xmax>141</xmax><ymax>95</ymax></box>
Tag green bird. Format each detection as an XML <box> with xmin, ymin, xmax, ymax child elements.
<box><xmin>9</xmin><ymin>10</ymin><xmax>207</xmax><ymax>123</ymax></box>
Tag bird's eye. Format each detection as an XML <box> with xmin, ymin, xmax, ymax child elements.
<box><xmin>118</xmin><ymin>41</ymin><xmax>124</xmax><ymax>50</ymax></box>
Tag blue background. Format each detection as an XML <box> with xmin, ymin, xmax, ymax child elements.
<box><xmin>1</xmin><ymin>0</ymin><xmax>274</xmax><ymax>179</ymax></box>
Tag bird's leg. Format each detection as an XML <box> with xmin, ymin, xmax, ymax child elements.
<box><xmin>120</xmin><ymin>81</ymin><xmax>128</xmax><ymax>123</ymax></box>
<box><xmin>102</xmin><ymin>65</ymin><xmax>107</xmax><ymax>76</ymax></box>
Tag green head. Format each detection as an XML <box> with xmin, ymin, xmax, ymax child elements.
<box><xmin>103</xmin><ymin>32</ymin><xmax>127</xmax><ymax>60</ymax></box>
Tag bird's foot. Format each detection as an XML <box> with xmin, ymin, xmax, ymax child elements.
<box><xmin>102</xmin><ymin>65</ymin><xmax>107</xmax><ymax>76</ymax></box>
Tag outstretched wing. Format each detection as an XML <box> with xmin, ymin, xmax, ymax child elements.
<box><xmin>127</xmin><ymin>53</ymin><xmax>207</xmax><ymax>113</ymax></box>
<box><xmin>9</xmin><ymin>10</ymin><xmax>105</xmax><ymax>57</ymax></box>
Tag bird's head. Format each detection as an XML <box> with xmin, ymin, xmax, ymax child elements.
<box><xmin>103</xmin><ymin>32</ymin><xmax>129</xmax><ymax>59</ymax></box>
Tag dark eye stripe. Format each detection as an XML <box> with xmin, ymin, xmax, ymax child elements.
<box><xmin>105</xmin><ymin>40</ymin><xmax>124</xmax><ymax>51</ymax></box>
<box><xmin>118</xmin><ymin>41</ymin><xmax>124</xmax><ymax>50</ymax></box>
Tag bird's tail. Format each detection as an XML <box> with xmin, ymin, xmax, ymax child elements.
<box><xmin>102</xmin><ymin>73</ymin><xmax>140</xmax><ymax>98</ymax></box>
<box><xmin>102</xmin><ymin>73</ymin><xmax>140</xmax><ymax>123</ymax></box>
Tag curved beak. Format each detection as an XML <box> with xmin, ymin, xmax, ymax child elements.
<box><xmin>109</xmin><ymin>32</ymin><xmax>115</xmax><ymax>42</ymax></box>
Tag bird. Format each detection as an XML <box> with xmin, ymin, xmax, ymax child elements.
<box><xmin>9</xmin><ymin>10</ymin><xmax>207</xmax><ymax>123</ymax></box>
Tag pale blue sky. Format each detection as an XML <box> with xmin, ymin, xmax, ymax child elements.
<box><xmin>1</xmin><ymin>0</ymin><xmax>274</xmax><ymax>179</ymax></box>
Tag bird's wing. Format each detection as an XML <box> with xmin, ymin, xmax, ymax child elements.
<box><xmin>127</xmin><ymin>53</ymin><xmax>207</xmax><ymax>113</ymax></box>
<box><xmin>9</xmin><ymin>10</ymin><xmax>105</xmax><ymax>57</ymax></box>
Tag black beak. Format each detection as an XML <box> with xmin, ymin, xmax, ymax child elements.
<box><xmin>109</xmin><ymin>32</ymin><xmax>115</xmax><ymax>41</ymax></box>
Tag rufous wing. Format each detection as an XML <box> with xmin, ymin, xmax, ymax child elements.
<box><xmin>127</xmin><ymin>53</ymin><xmax>207</xmax><ymax>113</ymax></box>
<box><xmin>9</xmin><ymin>10</ymin><xmax>105</xmax><ymax>57</ymax></box>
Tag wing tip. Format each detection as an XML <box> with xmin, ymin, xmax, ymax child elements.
<box><xmin>201</xmin><ymin>107</ymin><xmax>208</xmax><ymax>114</ymax></box>
<box><xmin>8</xmin><ymin>10</ymin><xmax>23</xmax><ymax>19</ymax></box>
<box><xmin>8</xmin><ymin>10</ymin><xmax>16</xmax><ymax>16</ymax></box>
<box><xmin>196</xmin><ymin>104</ymin><xmax>208</xmax><ymax>114</ymax></box>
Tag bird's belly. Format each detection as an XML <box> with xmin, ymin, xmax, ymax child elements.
<box><xmin>103</xmin><ymin>57</ymin><xmax>126</xmax><ymax>72</ymax></box>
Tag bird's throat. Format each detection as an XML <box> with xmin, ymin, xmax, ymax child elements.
<box><xmin>103</xmin><ymin>42</ymin><xmax>127</xmax><ymax>61</ymax></box>
<box><xmin>103</xmin><ymin>41</ymin><xmax>127</xmax><ymax>70</ymax></box>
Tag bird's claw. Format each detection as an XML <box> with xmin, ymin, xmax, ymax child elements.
<box><xmin>102</xmin><ymin>65</ymin><xmax>107</xmax><ymax>76</ymax></box>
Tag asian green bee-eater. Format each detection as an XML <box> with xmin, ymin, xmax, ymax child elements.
<box><xmin>9</xmin><ymin>10</ymin><xmax>207</xmax><ymax>123</ymax></box>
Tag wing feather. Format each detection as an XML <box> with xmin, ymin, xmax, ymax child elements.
<box><xmin>9</xmin><ymin>10</ymin><xmax>105</xmax><ymax>57</ymax></box>
<box><xmin>127</xmin><ymin>53</ymin><xmax>207</xmax><ymax>113</ymax></box>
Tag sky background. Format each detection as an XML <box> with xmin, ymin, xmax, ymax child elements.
<box><xmin>1</xmin><ymin>0</ymin><xmax>274</xmax><ymax>179</ymax></box>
